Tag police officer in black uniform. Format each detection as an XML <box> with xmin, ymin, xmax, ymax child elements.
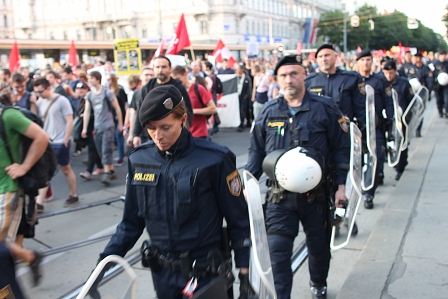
<box><xmin>246</xmin><ymin>55</ymin><xmax>350</xmax><ymax>299</ymax></box>
<box><xmin>398</xmin><ymin>51</ymin><xmax>419</xmax><ymax>79</ymax></box>
<box><xmin>413</xmin><ymin>52</ymin><xmax>433</xmax><ymax>137</ymax></box>
<box><xmin>305</xmin><ymin>43</ymin><xmax>366</xmax><ymax>129</ymax></box>
<box><xmin>433</xmin><ymin>51</ymin><xmax>448</xmax><ymax>118</ymax></box>
<box><xmin>382</xmin><ymin>60</ymin><xmax>414</xmax><ymax>181</ymax></box>
<box><xmin>355</xmin><ymin>49</ymin><xmax>394</xmax><ymax>208</ymax></box>
<box><xmin>92</xmin><ymin>85</ymin><xmax>252</xmax><ymax>299</ymax></box>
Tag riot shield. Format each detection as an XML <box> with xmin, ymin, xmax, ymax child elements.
<box><xmin>402</xmin><ymin>86</ymin><xmax>427</xmax><ymax>142</ymax></box>
<box><xmin>331</xmin><ymin>123</ymin><xmax>363</xmax><ymax>250</ymax></box>
<box><xmin>362</xmin><ymin>84</ymin><xmax>377</xmax><ymax>191</ymax></box>
<box><xmin>243</xmin><ymin>171</ymin><xmax>277</xmax><ymax>299</ymax></box>
<box><xmin>386</xmin><ymin>89</ymin><xmax>404</xmax><ymax>167</ymax></box>
<box><xmin>76</xmin><ymin>255</ymin><xmax>137</xmax><ymax>299</ymax></box>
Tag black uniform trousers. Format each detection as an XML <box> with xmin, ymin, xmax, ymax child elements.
<box><xmin>436</xmin><ymin>86</ymin><xmax>448</xmax><ymax>115</ymax></box>
<box><xmin>0</xmin><ymin>243</ymin><xmax>25</xmax><ymax>299</ymax></box>
<box><xmin>365</xmin><ymin>128</ymin><xmax>386</xmax><ymax>197</ymax></box>
<box><xmin>266</xmin><ymin>191</ymin><xmax>330</xmax><ymax>299</ymax></box>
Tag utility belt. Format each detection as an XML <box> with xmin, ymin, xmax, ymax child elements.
<box><xmin>266</xmin><ymin>178</ymin><xmax>326</xmax><ymax>205</ymax></box>
<box><xmin>141</xmin><ymin>241</ymin><xmax>231</xmax><ymax>279</ymax></box>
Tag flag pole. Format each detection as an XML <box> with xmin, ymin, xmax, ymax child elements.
<box><xmin>189</xmin><ymin>46</ymin><xmax>196</xmax><ymax>62</ymax></box>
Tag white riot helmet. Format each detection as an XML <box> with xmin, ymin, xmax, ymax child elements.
<box><xmin>437</xmin><ymin>72</ymin><xmax>448</xmax><ymax>86</ymax></box>
<box><xmin>262</xmin><ymin>147</ymin><xmax>323</xmax><ymax>194</ymax></box>
<box><xmin>409</xmin><ymin>78</ymin><xmax>421</xmax><ymax>93</ymax></box>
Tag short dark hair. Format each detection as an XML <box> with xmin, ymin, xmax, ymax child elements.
<box><xmin>171</xmin><ymin>65</ymin><xmax>187</xmax><ymax>76</ymax></box>
<box><xmin>63</xmin><ymin>67</ymin><xmax>73</xmax><ymax>74</ymax></box>
<box><xmin>89</xmin><ymin>71</ymin><xmax>102</xmax><ymax>82</ymax></box>
<box><xmin>155</xmin><ymin>55</ymin><xmax>171</xmax><ymax>67</ymax></box>
<box><xmin>12</xmin><ymin>73</ymin><xmax>26</xmax><ymax>84</ymax></box>
<box><xmin>141</xmin><ymin>66</ymin><xmax>153</xmax><ymax>73</ymax></box>
<box><xmin>33</xmin><ymin>78</ymin><xmax>50</xmax><ymax>89</ymax></box>
<box><xmin>203</xmin><ymin>61</ymin><xmax>213</xmax><ymax>71</ymax></box>
<box><xmin>46</xmin><ymin>70</ymin><xmax>59</xmax><ymax>79</ymax></box>
<box><xmin>0</xmin><ymin>89</ymin><xmax>12</xmax><ymax>105</ymax></box>
<box><xmin>1</xmin><ymin>68</ymin><xmax>11</xmax><ymax>77</ymax></box>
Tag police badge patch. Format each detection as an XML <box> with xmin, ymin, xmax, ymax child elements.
<box><xmin>358</xmin><ymin>83</ymin><xmax>366</xmax><ymax>95</ymax></box>
<box><xmin>163</xmin><ymin>98</ymin><xmax>173</xmax><ymax>110</ymax></box>
<box><xmin>226</xmin><ymin>170</ymin><xmax>242</xmax><ymax>196</ymax></box>
<box><xmin>386</xmin><ymin>87</ymin><xmax>392</xmax><ymax>97</ymax></box>
<box><xmin>338</xmin><ymin>116</ymin><xmax>349</xmax><ymax>133</ymax></box>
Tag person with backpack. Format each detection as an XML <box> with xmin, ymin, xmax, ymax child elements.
<box><xmin>81</xmin><ymin>71</ymin><xmax>123</xmax><ymax>185</ymax></box>
<box><xmin>171</xmin><ymin>66</ymin><xmax>216</xmax><ymax>139</ymax></box>
<box><xmin>34</xmin><ymin>78</ymin><xmax>79</xmax><ymax>211</ymax></box>
<box><xmin>11</xmin><ymin>73</ymin><xmax>38</xmax><ymax>115</ymax></box>
<box><xmin>0</xmin><ymin>91</ymin><xmax>48</xmax><ymax>292</ymax></box>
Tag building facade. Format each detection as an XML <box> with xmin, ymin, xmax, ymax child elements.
<box><xmin>12</xmin><ymin>0</ymin><xmax>341</xmax><ymax>50</ymax></box>
<box><xmin>0</xmin><ymin>0</ymin><xmax>13</xmax><ymax>39</ymax></box>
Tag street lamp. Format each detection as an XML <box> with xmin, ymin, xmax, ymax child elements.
<box><xmin>407</xmin><ymin>18</ymin><xmax>418</xmax><ymax>29</ymax></box>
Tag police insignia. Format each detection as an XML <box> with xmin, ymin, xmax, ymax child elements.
<box><xmin>409</xmin><ymin>88</ymin><xmax>414</xmax><ymax>95</ymax></box>
<box><xmin>226</xmin><ymin>170</ymin><xmax>242</xmax><ymax>196</ymax></box>
<box><xmin>163</xmin><ymin>98</ymin><xmax>173</xmax><ymax>110</ymax></box>
<box><xmin>338</xmin><ymin>116</ymin><xmax>349</xmax><ymax>133</ymax></box>
<box><xmin>358</xmin><ymin>83</ymin><xmax>366</xmax><ymax>95</ymax></box>
<box><xmin>386</xmin><ymin>87</ymin><xmax>392</xmax><ymax>97</ymax></box>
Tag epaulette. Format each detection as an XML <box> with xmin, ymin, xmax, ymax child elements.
<box><xmin>127</xmin><ymin>140</ymin><xmax>155</xmax><ymax>157</ymax></box>
<box><xmin>305</xmin><ymin>72</ymin><xmax>320</xmax><ymax>80</ymax></box>
<box><xmin>194</xmin><ymin>138</ymin><xmax>230</xmax><ymax>156</ymax></box>
<box><xmin>308</xmin><ymin>92</ymin><xmax>337</xmax><ymax>109</ymax></box>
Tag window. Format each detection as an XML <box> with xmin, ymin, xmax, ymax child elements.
<box><xmin>3</xmin><ymin>15</ymin><xmax>7</xmax><ymax>27</ymax></box>
<box><xmin>142</xmin><ymin>25</ymin><xmax>148</xmax><ymax>38</ymax></box>
<box><xmin>200</xmin><ymin>20</ymin><xmax>208</xmax><ymax>34</ymax></box>
<box><xmin>76</xmin><ymin>30</ymin><xmax>81</xmax><ymax>40</ymax></box>
<box><xmin>63</xmin><ymin>31</ymin><xmax>67</xmax><ymax>40</ymax></box>
<box><xmin>235</xmin><ymin>19</ymin><xmax>239</xmax><ymax>34</ymax></box>
<box><xmin>50</xmin><ymin>32</ymin><xmax>54</xmax><ymax>39</ymax></box>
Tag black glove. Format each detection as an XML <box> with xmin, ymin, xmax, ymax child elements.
<box><xmin>238</xmin><ymin>272</ymin><xmax>258</xmax><ymax>299</ymax></box>
<box><xmin>88</xmin><ymin>258</ymin><xmax>115</xmax><ymax>299</ymax></box>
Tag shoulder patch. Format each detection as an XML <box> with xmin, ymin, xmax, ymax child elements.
<box><xmin>358</xmin><ymin>82</ymin><xmax>366</xmax><ymax>95</ymax></box>
<box><xmin>338</xmin><ymin>116</ymin><xmax>350</xmax><ymax>133</ymax></box>
<box><xmin>409</xmin><ymin>88</ymin><xmax>414</xmax><ymax>95</ymax></box>
<box><xmin>226</xmin><ymin>170</ymin><xmax>242</xmax><ymax>197</ymax></box>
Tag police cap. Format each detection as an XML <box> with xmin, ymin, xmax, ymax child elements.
<box><xmin>383</xmin><ymin>60</ymin><xmax>397</xmax><ymax>70</ymax></box>
<box><xmin>440</xmin><ymin>50</ymin><xmax>448</xmax><ymax>55</ymax></box>
<box><xmin>356</xmin><ymin>49</ymin><xmax>372</xmax><ymax>61</ymax></box>
<box><xmin>315</xmin><ymin>43</ymin><xmax>336</xmax><ymax>57</ymax></box>
<box><xmin>139</xmin><ymin>85</ymin><xmax>184</xmax><ymax>126</ymax></box>
<box><xmin>274</xmin><ymin>55</ymin><xmax>303</xmax><ymax>75</ymax></box>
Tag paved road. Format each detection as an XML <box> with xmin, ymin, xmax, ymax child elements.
<box><xmin>15</xmin><ymin>99</ymin><xmax>446</xmax><ymax>299</ymax></box>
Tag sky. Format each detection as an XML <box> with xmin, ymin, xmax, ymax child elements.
<box><xmin>346</xmin><ymin>0</ymin><xmax>446</xmax><ymax>37</ymax></box>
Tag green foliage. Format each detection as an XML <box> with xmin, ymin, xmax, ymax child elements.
<box><xmin>317</xmin><ymin>4</ymin><xmax>447</xmax><ymax>52</ymax></box>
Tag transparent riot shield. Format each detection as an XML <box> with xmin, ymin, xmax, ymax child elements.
<box><xmin>362</xmin><ymin>84</ymin><xmax>377</xmax><ymax>191</ymax></box>
<box><xmin>387</xmin><ymin>89</ymin><xmax>404</xmax><ymax>167</ymax></box>
<box><xmin>76</xmin><ymin>255</ymin><xmax>137</xmax><ymax>299</ymax></box>
<box><xmin>331</xmin><ymin>123</ymin><xmax>363</xmax><ymax>250</ymax></box>
<box><xmin>402</xmin><ymin>86</ymin><xmax>427</xmax><ymax>142</ymax></box>
<box><xmin>417</xmin><ymin>85</ymin><xmax>429</xmax><ymax>120</ymax></box>
<box><xmin>243</xmin><ymin>171</ymin><xmax>277</xmax><ymax>299</ymax></box>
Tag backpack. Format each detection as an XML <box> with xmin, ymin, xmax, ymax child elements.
<box><xmin>193</xmin><ymin>83</ymin><xmax>212</xmax><ymax>120</ymax></box>
<box><xmin>211</xmin><ymin>74</ymin><xmax>223</xmax><ymax>94</ymax></box>
<box><xmin>0</xmin><ymin>106</ymin><xmax>58</xmax><ymax>198</ymax></box>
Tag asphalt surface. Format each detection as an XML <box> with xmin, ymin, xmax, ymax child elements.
<box><xmin>14</xmin><ymin>98</ymin><xmax>448</xmax><ymax>299</ymax></box>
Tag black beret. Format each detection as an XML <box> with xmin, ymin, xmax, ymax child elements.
<box><xmin>414</xmin><ymin>53</ymin><xmax>423</xmax><ymax>58</ymax></box>
<box><xmin>380</xmin><ymin>56</ymin><xmax>391</xmax><ymax>64</ymax></box>
<box><xmin>383</xmin><ymin>60</ymin><xmax>397</xmax><ymax>70</ymax></box>
<box><xmin>315</xmin><ymin>43</ymin><xmax>336</xmax><ymax>56</ymax></box>
<box><xmin>356</xmin><ymin>49</ymin><xmax>372</xmax><ymax>61</ymax></box>
<box><xmin>440</xmin><ymin>50</ymin><xmax>447</xmax><ymax>55</ymax></box>
<box><xmin>139</xmin><ymin>85</ymin><xmax>183</xmax><ymax>126</ymax></box>
<box><xmin>274</xmin><ymin>54</ymin><xmax>303</xmax><ymax>75</ymax></box>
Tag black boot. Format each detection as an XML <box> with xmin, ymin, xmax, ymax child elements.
<box><xmin>395</xmin><ymin>170</ymin><xmax>403</xmax><ymax>181</ymax></box>
<box><xmin>310</xmin><ymin>282</ymin><xmax>327</xmax><ymax>299</ymax></box>
<box><xmin>363</xmin><ymin>194</ymin><xmax>374</xmax><ymax>209</ymax></box>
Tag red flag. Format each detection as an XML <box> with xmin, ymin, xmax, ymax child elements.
<box><xmin>149</xmin><ymin>39</ymin><xmax>166</xmax><ymax>68</ymax></box>
<box><xmin>8</xmin><ymin>40</ymin><xmax>20</xmax><ymax>73</ymax></box>
<box><xmin>308</xmin><ymin>51</ymin><xmax>315</xmax><ymax>59</ymax></box>
<box><xmin>211</xmin><ymin>39</ymin><xmax>236</xmax><ymax>68</ymax></box>
<box><xmin>398</xmin><ymin>42</ymin><xmax>404</xmax><ymax>64</ymax></box>
<box><xmin>296</xmin><ymin>41</ymin><xmax>302</xmax><ymax>54</ymax></box>
<box><xmin>356</xmin><ymin>45</ymin><xmax>362</xmax><ymax>54</ymax></box>
<box><xmin>166</xmin><ymin>14</ymin><xmax>191</xmax><ymax>55</ymax></box>
<box><xmin>68</xmin><ymin>40</ymin><xmax>78</xmax><ymax>69</ymax></box>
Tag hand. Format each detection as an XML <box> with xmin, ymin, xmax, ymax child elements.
<box><xmin>81</xmin><ymin>130</ymin><xmax>88</xmax><ymax>139</ymax></box>
<box><xmin>335</xmin><ymin>185</ymin><xmax>347</xmax><ymax>208</ymax></box>
<box><xmin>126</xmin><ymin>135</ymin><xmax>133</xmax><ymax>147</ymax></box>
<box><xmin>238</xmin><ymin>272</ymin><xmax>257</xmax><ymax>299</ymax></box>
<box><xmin>133</xmin><ymin>136</ymin><xmax>141</xmax><ymax>148</ymax></box>
<box><xmin>5</xmin><ymin>163</ymin><xmax>27</xmax><ymax>179</ymax></box>
<box><xmin>64</xmin><ymin>138</ymin><xmax>70</xmax><ymax>147</ymax></box>
<box><xmin>122</xmin><ymin>129</ymin><xmax>128</xmax><ymax>137</ymax></box>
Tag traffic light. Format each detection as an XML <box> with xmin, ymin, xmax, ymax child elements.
<box><xmin>407</xmin><ymin>18</ymin><xmax>418</xmax><ymax>29</ymax></box>
<box><xmin>368</xmin><ymin>19</ymin><xmax>374</xmax><ymax>31</ymax></box>
<box><xmin>350</xmin><ymin>15</ymin><xmax>360</xmax><ymax>27</ymax></box>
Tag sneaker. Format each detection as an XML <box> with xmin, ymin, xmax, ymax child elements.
<box><xmin>114</xmin><ymin>160</ymin><xmax>124</xmax><ymax>167</ymax></box>
<box><xmin>101</xmin><ymin>173</ymin><xmax>111</xmax><ymax>185</ymax></box>
<box><xmin>110</xmin><ymin>171</ymin><xmax>117</xmax><ymax>180</ymax></box>
<box><xmin>44</xmin><ymin>186</ymin><xmax>53</xmax><ymax>202</ymax></box>
<box><xmin>79</xmin><ymin>171</ymin><xmax>91</xmax><ymax>180</ymax></box>
<box><xmin>72</xmin><ymin>149</ymin><xmax>82</xmax><ymax>157</ymax></box>
<box><xmin>64</xmin><ymin>195</ymin><xmax>79</xmax><ymax>207</ymax></box>
<box><xmin>92</xmin><ymin>168</ymin><xmax>104</xmax><ymax>176</ymax></box>
<box><xmin>36</xmin><ymin>204</ymin><xmax>44</xmax><ymax>214</ymax></box>
<box><xmin>30</xmin><ymin>251</ymin><xmax>43</xmax><ymax>287</ymax></box>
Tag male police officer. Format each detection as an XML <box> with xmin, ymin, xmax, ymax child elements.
<box><xmin>433</xmin><ymin>51</ymin><xmax>448</xmax><ymax>118</ymax></box>
<box><xmin>398</xmin><ymin>51</ymin><xmax>419</xmax><ymax>79</ymax></box>
<box><xmin>356</xmin><ymin>49</ymin><xmax>394</xmax><ymax>208</ymax></box>
<box><xmin>382</xmin><ymin>60</ymin><xmax>414</xmax><ymax>180</ymax></box>
<box><xmin>246</xmin><ymin>55</ymin><xmax>350</xmax><ymax>299</ymax></box>
<box><xmin>305</xmin><ymin>43</ymin><xmax>366</xmax><ymax>129</ymax></box>
<box><xmin>413</xmin><ymin>53</ymin><xmax>433</xmax><ymax>137</ymax></box>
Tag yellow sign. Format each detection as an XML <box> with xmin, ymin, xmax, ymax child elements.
<box><xmin>114</xmin><ymin>38</ymin><xmax>142</xmax><ymax>75</ymax></box>
<box><xmin>134</xmin><ymin>172</ymin><xmax>156</xmax><ymax>182</ymax></box>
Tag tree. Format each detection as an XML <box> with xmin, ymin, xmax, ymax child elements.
<box><xmin>443</xmin><ymin>5</ymin><xmax>448</xmax><ymax>39</ymax></box>
<box><xmin>316</xmin><ymin>10</ymin><xmax>346</xmax><ymax>48</ymax></box>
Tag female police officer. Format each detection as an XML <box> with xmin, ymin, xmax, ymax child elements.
<box><xmin>93</xmin><ymin>85</ymin><xmax>252</xmax><ymax>299</ymax></box>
